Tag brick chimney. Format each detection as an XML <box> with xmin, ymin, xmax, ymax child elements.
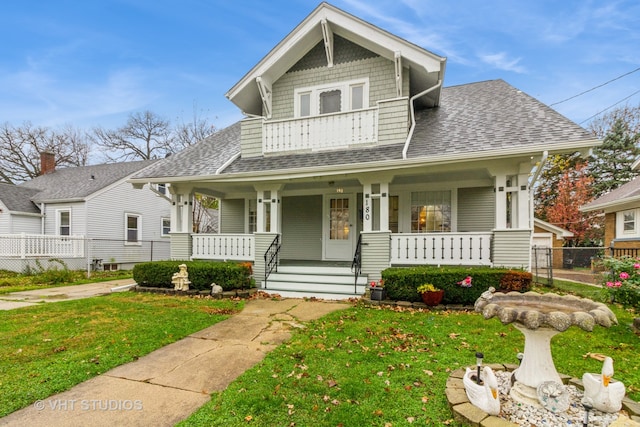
<box><xmin>40</xmin><ymin>151</ymin><xmax>55</xmax><ymax>175</ymax></box>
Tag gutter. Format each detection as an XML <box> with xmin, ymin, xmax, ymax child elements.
<box><xmin>402</xmin><ymin>78</ymin><xmax>442</xmax><ymax>159</ymax></box>
<box><xmin>529</xmin><ymin>150</ymin><xmax>549</xmax><ymax>188</ymax></box>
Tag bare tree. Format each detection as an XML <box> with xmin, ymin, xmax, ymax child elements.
<box><xmin>0</xmin><ymin>122</ymin><xmax>89</xmax><ymax>184</ymax></box>
<box><xmin>173</xmin><ymin>104</ymin><xmax>217</xmax><ymax>149</ymax></box>
<box><xmin>90</xmin><ymin>111</ymin><xmax>177</xmax><ymax>162</ymax></box>
<box><xmin>587</xmin><ymin>104</ymin><xmax>640</xmax><ymax>139</ymax></box>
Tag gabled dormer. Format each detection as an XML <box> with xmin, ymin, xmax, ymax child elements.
<box><xmin>226</xmin><ymin>2</ymin><xmax>446</xmax><ymax>158</ymax></box>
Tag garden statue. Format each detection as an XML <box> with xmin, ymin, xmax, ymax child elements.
<box><xmin>172</xmin><ymin>264</ymin><xmax>191</xmax><ymax>291</ymax></box>
<box><xmin>463</xmin><ymin>366</ymin><xmax>500</xmax><ymax>415</ymax></box>
<box><xmin>210</xmin><ymin>283</ymin><xmax>223</xmax><ymax>295</ymax></box>
<box><xmin>582</xmin><ymin>356</ymin><xmax>626</xmax><ymax>413</ymax></box>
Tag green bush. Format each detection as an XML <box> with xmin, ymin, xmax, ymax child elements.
<box><xmin>381</xmin><ymin>266</ymin><xmax>531</xmax><ymax>305</ymax></box>
<box><xmin>600</xmin><ymin>256</ymin><xmax>640</xmax><ymax>309</ymax></box>
<box><xmin>23</xmin><ymin>259</ymin><xmax>76</xmax><ymax>284</ymax></box>
<box><xmin>132</xmin><ymin>261</ymin><xmax>253</xmax><ymax>291</ymax></box>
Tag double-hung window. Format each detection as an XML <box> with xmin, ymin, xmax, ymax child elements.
<box><xmin>617</xmin><ymin>209</ymin><xmax>640</xmax><ymax>238</ymax></box>
<box><xmin>161</xmin><ymin>217</ymin><xmax>171</xmax><ymax>237</ymax></box>
<box><xmin>125</xmin><ymin>213</ymin><xmax>142</xmax><ymax>245</ymax></box>
<box><xmin>57</xmin><ymin>210</ymin><xmax>71</xmax><ymax>236</ymax></box>
<box><xmin>294</xmin><ymin>78</ymin><xmax>369</xmax><ymax>118</ymax></box>
<box><xmin>410</xmin><ymin>191</ymin><xmax>452</xmax><ymax>233</ymax></box>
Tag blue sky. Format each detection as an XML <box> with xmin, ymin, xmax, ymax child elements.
<box><xmin>1</xmin><ymin>0</ymin><xmax>639</xmax><ymax>132</ymax></box>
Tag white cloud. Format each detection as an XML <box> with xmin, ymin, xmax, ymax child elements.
<box><xmin>478</xmin><ymin>52</ymin><xmax>526</xmax><ymax>74</ymax></box>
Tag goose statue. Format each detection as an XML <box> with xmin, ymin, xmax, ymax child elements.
<box><xmin>582</xmin><ymin>356</ymin><xmax>626</xmax><ymax>413</ymax></box>
<box><xmin>463</xmin><ymin>366</ymin><xmax>500</xmax><ymax>415</ymax></box>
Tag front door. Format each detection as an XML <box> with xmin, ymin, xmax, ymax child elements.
<box><xmin>324</xmin><ymin>194</ymin><xmax>355</xmax><ymax>260</ymax></box>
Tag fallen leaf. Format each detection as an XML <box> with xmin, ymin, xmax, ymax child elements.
<box><xmin>327</xmin><ymin>379</ymin><xmax>338</xmax><ymax>388</ymax></box>
<box><xmin>406</xmin><ymin>416</ymin><xmax>415</xmax><ymax>423</ymax></box>
<box><xmin>423</xmin><ymin>370</ymin><xmax>434</xmax><ymax>376</ymax></box>
<box><xmin>448</xmin><ymin>333</ymin><xmax>460</xmax><ymax>339</ymax></box>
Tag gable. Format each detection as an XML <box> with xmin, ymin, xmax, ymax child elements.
<box><xmin>288</xmin><ymin>34</ymin><xmax>378</xmax><ymax>73</ymax></box>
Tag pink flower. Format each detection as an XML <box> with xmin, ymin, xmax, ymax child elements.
<box><xmin>370</xmin><ymin>281</ymin><xmax>376</xmax><ymax>287</ymax></box>
<box><xmin>614</xmin><ymin>281</ymin><xmax>623</xmax><ymax>288</ymax></box>
<box><xmin>457</xmin><ymin>276</ymin><xmax>473</xmax><ymax>288</ymax></box>
<box><xmin>606</xmin><ymin>281</ymin><xmax>615</xmax><ymax>288</ymax></box>
<box><xmin>634</xmin><ymin>263</ymin><xmax>640</xmax><ymax>269</ymax></box>
<box><xmin>619</xmin><ymin>272</ymin><xmax>630</xmax><ymax>280</ymax></box>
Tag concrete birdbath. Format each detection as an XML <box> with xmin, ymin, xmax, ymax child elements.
<box><xmin>474</xmin><ymin>288</ymin><xmax>618</xmax><ymax>407</ymax></box>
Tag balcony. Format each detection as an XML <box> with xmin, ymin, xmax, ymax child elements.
<box><xmin>263</xmin><ymin>107</ymin><xmax>378</xmax><ymax>154</ymax></box>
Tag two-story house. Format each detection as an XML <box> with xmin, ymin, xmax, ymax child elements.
<box><xmin>129</xmin><ymin>2</ymin><xmax>599</xmax><ymax>298</ymax></box>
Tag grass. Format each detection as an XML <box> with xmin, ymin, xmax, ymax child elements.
<box><xmin>0</xmin><ymin>269</ymin><xmax>132</xmax><ymax>294</ymax></box>
<box><xmin>0</xmin><ymin>292</ymin><xmax>243</xmax><ymax>417</ymax></box>
<box><xmin>180</xmin><ymin>281</ymin><xmax>639</xmax><ymax>427</ymax></box>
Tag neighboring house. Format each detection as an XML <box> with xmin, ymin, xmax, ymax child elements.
<box><xmin>0</xmin><ymin>153</ymin><xmax>171</xmax><ymax>272</ymax></box>
<box><xmin>581</xmin><ymin>177</ymin><xmax>640</xmax><ymax>256</ymax></box>
<box><xmin>532</xmin><ymin>219</ymin><xmax>574</xmax><ymax>269</ymax></box>
<box><xmin>129</xmin><ymin>3</ymin><xmax>599</xmax><ymax>298</ymax></box>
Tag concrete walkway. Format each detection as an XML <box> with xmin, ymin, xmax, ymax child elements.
<box><xmin>0</xmin><ymin>296</ymin><xmax>350</xmax><ymax>426</ymax></box>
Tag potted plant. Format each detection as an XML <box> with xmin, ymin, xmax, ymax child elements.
<box><xmin>369</xmin><ymin>279</ymin><xmax>386</xmax><ymax>301</ymax></box>
<box><xmin>417</xmin><ymin>283</ymin><xmax>444</xmax><ymax>306</ymax></box>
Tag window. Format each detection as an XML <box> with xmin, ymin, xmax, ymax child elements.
<box><xmin>411</xmin><ymin>191</ymin><xmax>451</xmax><ymax>233</ymax></box>
<box><xmin>618</xmin><ymin>209</ymin><xmax>638</xmax><ymax>238</ymax></box>
<box><xmin>58</xmin><ymin>210</ymin><xmax>70</xmax><ymax>236</ymax></box>
<box><xmin>248</xmin><ymin>199</ymin><xmax>257</xmax><ymax>233</ymax></box>
<box><xmin>294</xmin><ymin>79</ymin><xmax>369</xmax><ymax>118</ymax></box>
<box><xmin>161</xmin><ymin>217</ymin><xmax>170</xmax><ymax>237</ymax></box>
<box><xmin>125</xmin><ymin>213</ymin><xmax>141</xmax><ymax>244</ymax></box>
<box><xmin>157</xmin><ymin>183</ymin><xmax>167</xmax><ymax>195</ymax></box>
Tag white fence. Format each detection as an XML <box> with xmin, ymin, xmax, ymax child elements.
<box><xmin>390</xmin><ymin>232</ymin><xmax>493</xmax><ymax>266</ymax></box>
<box><xmin>192</xmin><ymin>234</ymin><xmax>255</xmax><ymax>261</ymax></box>
<box><xmin>263</xmin><ymin>108</ymin><xmax>378</xmax><ymax>153</ymax></box>
<box><xmin>0</xmin><ymin>233</ymin><xmax>85</xmax><ymax>258</ymax></box>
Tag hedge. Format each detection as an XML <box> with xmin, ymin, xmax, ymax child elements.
<box><xmin>381</xmin><ymin>266</ymin><xmax>532</xmax><ymax>305</ymax></box>
<box><xmin>132</xmin><ymin>260</ymin><xmax>254</xmax><ymax>292</ymax></box>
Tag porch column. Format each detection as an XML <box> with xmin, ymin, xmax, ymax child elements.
<box><xmin>495</xmin><ymin>175</ymin><xmax>508</xmax><ymax>229</ymax></box>
<box><xmin>516</xmin><ymin>172</ymin><xmax>530</xmax><ymax>229</ymax></box>
<box><xmin>168</xmin><ymin>187</ymin><xmax>194</xmax><ymax>260</ymax></box>
<box><xmin>255</xmin><ymin>185</ymin><xmax>282</xmax><ymax>233</ymax></box>
<box><xmin>361</xmin><ymin>181</ymin><xmax>390</xmax><ymax>232</ymax></box>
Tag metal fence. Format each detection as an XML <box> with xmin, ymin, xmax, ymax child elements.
<box><xmin>532</xmin><ymin>246</ymin><xmax>606</xmax><ymax>286</ymax></box>
<box><xmin>0</xmin><ymin>234</ymin><xmax>171</xmax><ymax>275</ymax></box>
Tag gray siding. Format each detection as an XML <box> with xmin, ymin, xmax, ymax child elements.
<box><xmin>170</xmin><ymin>233</ymin><xmax>192</xmax><ymax>260</ymax></box>
<box><xmin>492</xmin><ymin>229</ymin><xmax>531</xmax><ymax>269</ymax></box>
<box><xmin>378</xmin><ymin>98</ymin><xmax>409</xmax><ymax>145</ymax></box>
<box><xmin>220</xmin><ymin>199</ymin><xmax>245</xmax><ymax>233</ymax></box>
<box><xmin>254</xmin><ymin>232</ymin><xmax>279</xmax><ymax>286</ymax></box>
<box><xmin>42</xmin><ymin>201</ymin><xmax>85</xmax><ymax>236</ymax></box>
<box><xmin>457</xmin><ymin>187</ymin><xmax>495</xmax><ymax>232</ymax></box>
<box><xmin>240</xmin><ymin>118</ymin><xmax>263</xmax><ymax>159</ymax></box>
<box><xmin>281</xmin><ymin>195</ymin><xmax>322</xmax><ymax>260</ymax></box>
<box><xmin>361</xmin><ymin>231</ymin><xmax>391</xmax><ymax>281</ymax></box>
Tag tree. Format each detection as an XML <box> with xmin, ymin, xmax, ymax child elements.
<box><xmin>544</xmin><ymin>162</ymin><xmax>603</xmax><ymax>246</ymax></box>
<box><xmin>0</xmin><ymin>122</ymin><xmax>89</xmax><ymax>184</ymax></box>
<box><xmin>533</xmin><ymin>153</ymin><xmax>581</xmax><ymax>222</ymax></box>
<box><xmin>588</xmin><ymin>117</ymin><xmax>640</xmax><ymax>197</ymax></box>
<box><xmin>90</xmin><ymin>111</ymin><xmax>177</xmax><ymax>162</ymax></box>
<box><xmin>173</xmin><ymin>104</ymin><xmax>217</xmax><ymax>149</ymax></box>
<box><xmin>588</xmin><ymin>104</ymin><xmax>640</xmax><ymax>139</ymax></box>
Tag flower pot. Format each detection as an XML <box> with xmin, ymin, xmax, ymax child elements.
<box><xmin>370</xmin><ymin>287</ymin><xmax>386</xmax><ymax>301</ymax></box>
<box><xmin>421</xmin><ymin>290</ymin><xmax>444</xmax><ymax>306</ymax></box>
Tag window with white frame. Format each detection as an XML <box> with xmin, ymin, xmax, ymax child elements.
<box><xmin>618</xmin><ymin>209</ymin><xmax>639</xmax><ymax>238</ymax></box>
<box><xmin>57</xmin><ymin>210</ymin><xmax>71</xmax><ymax>236</ymax></box>
<box><xmin>161</xmin><ymin>217</ymin><xmax>170</xmax><ymax>237</ymax></box>
<box><xmin>248</xmin><ymin>199</ymin><xmax>257</xmax><ymax>233</ymax></box>
<box><xmin>410</xmin><ymin>191</ymin><xmax>451</xmax><ymax>233</ymax></box>
<box><xmin>294</xmin><ymin>79</ymin><xmax>369</xmax><ymax>118</ymax></box>
<box><xmin>125</xmin><ymin>213</ymin><xmax>142</xmax><ymax>244</ymax></box>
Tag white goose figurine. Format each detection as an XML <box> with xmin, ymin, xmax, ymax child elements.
<box><xmin>463</xmin><ymin>366</ymin><xmax>500</xmax><ymax>415</ymax></box>
<box><xmin>582</xmin><ymin>356</ymin><xmax>626</xmax><ymax>413</ymax></box>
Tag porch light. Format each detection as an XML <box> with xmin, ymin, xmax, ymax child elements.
<box><xmin>475</xmin><ymin>352</ymin><xmax>484</xmax><ymax>385</ymax></box>
<box><xmin>336</xmin><ymin>187</ymin><xmax>343</xmax><ymax>193</ymax></box>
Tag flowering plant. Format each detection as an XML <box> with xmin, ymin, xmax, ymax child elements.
<box><xmin>370</xmin><ymin>279</ymin><xmax>384</xmax><ymax>288</ymax></box>
<box><xmin>417</xmin><ymin>283</ymin><xmax>441</xmax><ymax>293</ymax></box>
<box><xmin>457</xmin><ymin>276</ymin><xmax>473</xmax><ymax>288</ymax></box>
<box><xmin>601</xmin><ymin>256</ymin><xmax>640</xmax><ymax>308</ymax></box>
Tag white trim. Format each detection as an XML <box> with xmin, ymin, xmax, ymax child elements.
<box><xmin>56</xmin><ymin>209</ymin><xmax>71</xmax><ymax>236</ymax></box>
<box><xmin>293</xmin><ymin>78</ymin><xmax>369</xmax><ymax>118</ymax></box>
<box><xmin>124</xmin><ymin>212</ymin><xmax>142</xmax><ymax>246</ymax></box>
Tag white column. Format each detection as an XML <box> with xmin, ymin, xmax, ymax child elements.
<box><xmin>362</xmin><ymin>183</ymin><xmax>373</xmax><ymax>232</ymax></box>
<box><xmin>495</xmin><ymin>175</ymin><xmax>507</xmax><ymax>229</ymax></box>
<box><xmin>517</xmin><ymin>173</ymin><xmax>530</xmax><ymax>230</ymax></box>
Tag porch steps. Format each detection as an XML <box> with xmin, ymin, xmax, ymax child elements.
<box><xmin>261</xmin><ymin>265</ymin><xmax>368</xmax><ymax>300</ymax></box>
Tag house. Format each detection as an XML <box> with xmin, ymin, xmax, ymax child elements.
<box><xmin>532</xmin><ymin>218</ymin><xmax>574</xmax><ymax>269</ymax></box>
<box><xmin>129</xmin><ymin>2</ymin><xmax>599</xmax><ymax>298</ymax></box>
<box><xmin>0</xmin><ymin>152</ymin><xmax>171</xmax><ymax>272</ymax></box>
<box><xmin>581</xmin><ymin>176</ymin><xmax>640</xmax><ymax>257</ymax></box>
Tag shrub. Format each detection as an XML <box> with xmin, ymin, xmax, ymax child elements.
<box><xmin>132</xmin><ymin>261</ymin><xmax>254</xmax><ymax>292</ymax></box>
<box><xmin>381</xmin><ymin>266</ymin><xmax>531</xmax><ymax>305</ymax></box>
<box><xmin>600</xmin><ymin>256</ymin><xmax>640</xmax><ymax>309</ymax></box>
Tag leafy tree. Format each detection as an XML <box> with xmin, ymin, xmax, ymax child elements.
<box><xmin>588</xmin><ymin>104</ymin><xmax>640</xmax><ymax>140</ymax></box>
<box><xmin>0</xmin><ymin>122</ymin><xmax>89</xmax><ymax>184</ymax></box>
<box><xmin>544</xmin><ymin>162</ymin><xmax>603</xmax><ymax>246</ymax></box>
<box><xmin>533</xmin><ymin>153</ymin><xmax>581</xmax><ymax>221</ymax></box>
<box><xmin>588</xmin><ymin>117</ymin><xmax>640</xmax><ymax>197</ymax></box>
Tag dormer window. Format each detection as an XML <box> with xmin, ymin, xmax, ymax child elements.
<box><xmin>294</xmin><ymin>78</ymin><xmax>369</xmax><ymax>118</ymax></box>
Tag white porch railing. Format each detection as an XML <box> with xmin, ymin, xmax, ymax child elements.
<box><xmin>390</xmin><ymin>232</ymin><xmax>493</xmax><ymax>266</ymax></box>
<box><xmin>0</xmin><ymin>234</ymin><xmax>85</xmax><ymax>258</ymax></box>
<box><xmin>191</xmin><ymin>234</ymin><xmax>255</xmax><ymax>261</ymax></box>
<box><xmin>263</xmin><ymin>107</ymin><xmax>378</xmax><ymax>153</ymax></box>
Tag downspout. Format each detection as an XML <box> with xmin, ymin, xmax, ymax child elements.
<box><xmin>402</xmin><ymin>78</ymin><xmax>442</xmax><ymax>159</ymax></box>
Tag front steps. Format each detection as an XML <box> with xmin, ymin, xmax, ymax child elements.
<box><xmin>261</xmin><ymin>265</ymin><xmax>368</xmax><ymax>300</ymax></box>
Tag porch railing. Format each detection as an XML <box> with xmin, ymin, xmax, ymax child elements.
<box><xmin>390</xmin><ymin>232</ymin><xmax>493</xmax><ymax>266</ymax></box>
<box><xmin>0</xmin><ymin>233</ymin><xmax>85</xmax><ymax>258</ymax></box>
<box><xmin>264</xmin><ymin>234</ymin><xmax>281</xmax><ymax>288</ymax></box>
<box><xmin>263</xmin><ymin>107</ymin><xmax>378</xmax><ymax>154</ymax></box>
<box><xmin>191</xmin><ymin>234</ymin><xmax>254</xmax><ymax>260</ymax></box>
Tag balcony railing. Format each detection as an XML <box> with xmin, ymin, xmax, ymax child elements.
<box><xmin>191</xmin><ymin>234</ymin><xmax>255</xmax><ymax>261</ymax></box>
<box><xmin>390</xmin><ymin>232</ymin><xmax>493</xmax><ymax>266</ymax></box>
<box><xmin>0</xmin><ymin>233</ymin><xmax>85</xmax><ymax>258</ymax></box>
<box><xmin>263</xmin><ymin>107</ymin><xmax>378</xmax><ymax>154</ymax></box>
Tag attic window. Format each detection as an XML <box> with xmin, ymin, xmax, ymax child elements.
<box><xmin>320</xmin><ymin>90</ymin><xmax>341</xmax><ymax>114</ymax></box>
<box><xmin>294</xmin><ymin>78</ymin><xmax>368</xmax><ymax>118</ymax></box>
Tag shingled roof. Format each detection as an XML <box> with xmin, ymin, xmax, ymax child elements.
<box><xmin>19</xmin><ymin>159</ymin><xmax>158</xmax><ymax>203</ymax></box>
<box><xmin>130</xmin><ymin>79</ymin><xmax>596</xmax><ymax>181</ymax></box>
<box><xmin>0</xmin><ymin>183</ymin><xmax>41</xmax><ymax>213</ymax></box>
<box><xmin>581</xmin><ymin>177</ymin><xmax>640</xmax><ymax>212</ymax></box>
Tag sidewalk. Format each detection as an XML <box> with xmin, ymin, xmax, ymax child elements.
<box><xmin>0</xmin><ymin>296</ymin><xmax>350</xmax><ymax>426</ymax></box>
<box><xmin>0</xmin><ymin>279</ymin><xmax>136</xmax><ymax>310</ymax></box>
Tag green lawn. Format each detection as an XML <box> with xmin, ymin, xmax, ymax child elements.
<box><xmin>0</xmin><ymin>292</ymin><xmax>243</xmax><ymax>417</ymax></box>
<box><xmin>0</xmin><ymin>269</ymin><xmax>132</xmax><ymax>294</ymax></box>
<box><xmin>180</xmin><ymin>283</ymin><xmax>638</xmax><ymax>426</ymax></box>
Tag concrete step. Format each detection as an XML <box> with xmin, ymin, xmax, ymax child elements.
<box><xmin>261</xmin><ymin>265</ymin><xmax>367</xmax><ymax>300</ymax></box>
